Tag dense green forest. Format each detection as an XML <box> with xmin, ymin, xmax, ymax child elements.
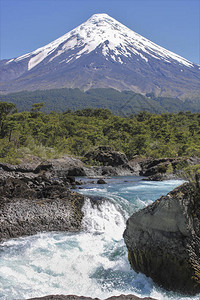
<box><xmin>0</xmin><ymin>88</ymin><xmax>200</xmax><ymax>115</ymax></box>
<box><xmin>0</xmin><ymin>101</ymin><xmax>200</xmax><ymax>164</ymax></box>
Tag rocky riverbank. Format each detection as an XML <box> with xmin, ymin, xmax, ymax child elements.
<box><xmin>1</xmin><ymin>150</ymin><xmax>200</xmax><ymax>296</ymax></box>
<box><xmin>0</xmin><ymin>148</ymin><xmax>137</xmax><ymax>242</ymax></box>
<box><xmin>28</xmin><ymin>294</ymin><xmax>156</xmax><ymax>300</ymax></box>
<box><xmin>1</xmin><ymin>146</ymin><xmax>199</xmax><ymax>180</ymax></box>
<box><xmin>1</xmin><ymin>149</ymin><xmax>199</xmax><ymax>242</ymax></box>
<box><xmin>123</xmin><ymin>182</ymin><xmax>200</xmax><ymax>295</ymax></box>
<box><xmin>83</xmin><ymin>147</ymin><xmax>200</xmax><ymax>180</ymax></box>
<box><xmin>0</xmin><ymin>152</ymin><xmax>160</xmax><ymax>300</ymax></box>
<box><xmin>0</xmin><ymin>172</ymin><xmax>85</xmax><ymax>242</ymax></box>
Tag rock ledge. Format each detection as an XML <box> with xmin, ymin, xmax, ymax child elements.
<box><xmin>123</xmin><ymin>182</ymin><xmax>200</xmax><ymax>295</ymax></box>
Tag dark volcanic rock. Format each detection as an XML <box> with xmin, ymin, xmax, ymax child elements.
<box><xmin>139</xmin><ymin>157</ymin><xmax>180</xmax><ymax>177</ymax></box>
<box><xmin>123</xmin><ymin>182</ymin><xmax>200</xmax><ymax>295</ymax></box>
<box><xmin>0</xmin><ymin>151</ymin><xmax>140</xmax><ymax>242</ymax></box>
<box><xmin>0</xmin><ymin>161</ymin><xmax>40</xmax><ymax>173</ymax></box>
<box><xmin>36</xmin><ymin>156</ymin><xmax>86</xmax><ymax>176</ymax></box>
<box><xmin>106</xmin><ymin>296</ymin><xmax>156</xmax><ymax>300</ymax></box>
<box><xmin>28</xmin><ymin>296</ymin><xmax>98</xmax><ymax>300</ymax></box>
<box><xmin>101</xmin><ymin>166</ymin><xmax>119</xmax><ymax>176</ymax></box>
<box><xmin>84</xmin><ymin>146</ymin><xmax>129</xmax><ymax>167</ymax></box>
<box><xmin>97</xmin><ymin>178</ymin><xmax>107</xmax><ymax>184</ymax></box>
<box><xmin>138</xmin><ymin>156</ymin><xmax>200</xmax><ymax>180</ymax></box>
<box><xmin>28</xmin><ymin>294</ymin><xmax>156</xmax><ymax>300</ymax></box>
<box><xmin>83</xmin><ymin>146</ymin><xmax>137</xmax><ymax>176</ymax></box>
<box><xmin>0</xmin><ymin>155</ymin><xmax>86</xmax><ymax>177</ymax></box>
<box><xmin>0</xmin><ymin>173</ymin><xmax>85</xmax><ymax>242</ymax></box>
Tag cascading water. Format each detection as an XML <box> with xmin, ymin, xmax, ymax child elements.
<box><xmin>0</xmin><ymin>176</ymin><xmax>199</xmax><ymax>300</ymax></box>
<box><xmin>81</xmin><ymin>197</ymin><xmax>126</xmax><ymax>240</ymax></box>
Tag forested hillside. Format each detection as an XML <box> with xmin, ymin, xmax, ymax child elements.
<box><xmin>0</xmin><ymin>88</ymin><xmax>199</xmax><ymax>115</ymax></box>
<box><xmin>0</xmin><ymin>102</ymin><xmax>200</xmax><ymax>164</ymax></box>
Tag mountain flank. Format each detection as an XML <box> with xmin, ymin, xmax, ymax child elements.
<box><xmin>0</xmin><ymin>14</ymin><xmax>200</xmax><ymax>99</ymax></box>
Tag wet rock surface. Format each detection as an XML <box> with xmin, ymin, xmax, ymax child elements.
<box><xmin>1</xmin><ymin>153</ymin><xmax>199</xmax><ymax>242</ymax></box>
<box><xmin>0</xmin><ymin>155</ymin><xmax>158</xmax><ymax>300</ymax></box>
<box><xmin>97</xmin><ymin>178</ymin><xmax>107</xmax><ymax>184</ymax></box>
<box><xmin>1</xmin><ymin>153</ymin><xmax>199</xmax><ymax>243</ymax></box>
<box><xmin>139</xmin><ymin>157</ymin><xmax>181</xmax><ymax>177</ymax></box>
<box><xmin>123</xmin><ymin>182</ymin><xmax>200</xmax><ymax>295</ymax></box>
<box><xmin>0</xmin><ymin>151</ymin><xmax>136</xmax><ymax>242</ymax></box>
<box><xmin>0</xmin><ymin>159</ymin><xmax>86</xmax><ymax>242</ymax></box>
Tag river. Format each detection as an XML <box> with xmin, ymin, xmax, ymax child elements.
<box><xmin>0</xmin><ymin>176</ymin><xmax>199</xmax><ymax>300</ymax></box>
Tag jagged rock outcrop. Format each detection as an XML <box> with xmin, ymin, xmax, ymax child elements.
<box><xmin>0</xmin><ymin>172</ymin><xmax>85</xmax><ymax>242</ymax></box>
<box><xmin>28</xmin><ymin>294</ymin><xmax>156</xmax><ymax>300</ymax></box>
<box><xmin>83</xmin><ymin>146</ymin><xmax>137</xmax><ymax>176</ymax></box>
<box><xmin>84</xmin><ymin>146</ymin><xmax>129</xmax><ymax>167</ymax></box>
<box><xmin>0</xmin><ymin>152</ymin><xmax>139</xmax><ymax>180</ymax></box>
<box><xmin>0</xmin><ymin>155</ymin><xmax>86</xmax><ymax>176</ymax></box>
<box><xmin>36</xmin><ymin>156</ymin><xmax>87</xmax><ymax>176</ymax></box>
<box><xmin>3</xmin><ymin>154</ymin><xmax>198</xmax><ymax>180</ymax></box>
<box><xmin>0</xmin><ymin>154</ymin><xmax>125</xmax><ymax>242</ymax></box>
<box><xmin>139</xmin><ymin>157</ymin><xmax>181</xmax><ymax>177</ymax></box>
<box><xmin>138</xmin><ymin>156</ymin><xmax>200</xmax><ymax>180</ymax></box>
<box><xmin>123</xmin><ymin>182</ymin><xmax>200</xmax><ymax>295</ymax></box>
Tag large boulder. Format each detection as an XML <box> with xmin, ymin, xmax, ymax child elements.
<box><xmin>139</xmin><ymin>156</ymin><xmax>200</xmax><ymax>179</ymax></box>
<box><xmin>0</xmin><ymin>159</ymin><xmax>42</xmax><ymax>173</ymax></box>
<box><xmin>84</xmin><ymin>146</ymin><xmax>129</xmax><ymax>167</ymax></box>
<box><xmin>83</xmin><ymin>146</ymin><xmax>139</xmax><ymax>176</ymax></box>
<box><xmin>123</xmin><ymin>182</ymin><xmax>200</xmax><ymax>295</ymax></box>
<box><xmin>0</xmin><ymin>155</ymin><xmax>86</xmax><ymax>176</ymax></box>
<box><xmin>139</xmin><ymin>157</ymin><xmax>180</xmax><ymax>177</ymax></box>
<box><xmin>35</xmin><ymin>156</ymin><xmax>86</xmax><ymax>176</ymax></box>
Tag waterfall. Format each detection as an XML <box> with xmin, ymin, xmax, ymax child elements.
<box><xmin>81</xmin><ymin>197</ymin><xmax>126</xmax><ymax>240</ymax></box>
<box><xmin>0</xmin><ymin>177</ymin><xmax>192</xmax><ymax>300</ymax></box>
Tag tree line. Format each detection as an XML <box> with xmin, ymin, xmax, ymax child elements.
<box><xmin>0</xmin><ymin>88</ymin><xmax>199</xmax><ymax>115</ymax></box>
<box><xmin>0</xmin><ymin>102</ymin><xmax>200</xmax><ymax>164</ymax></box>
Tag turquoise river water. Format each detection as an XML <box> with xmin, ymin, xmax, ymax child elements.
<box><xmin>0</xmin><ymin>176</ymin><xmax>199</xmax><ymax>300</ymax></box>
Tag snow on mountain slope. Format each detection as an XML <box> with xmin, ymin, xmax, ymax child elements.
<box><xmin>7</xmin><ymin>13</ymin><xmax>193</xmax><ymax>70</ymax></box>
<box><xmin>1</xmin><ymin>13</ymin><xmax>200</xmax><ymax>97</ymax></box>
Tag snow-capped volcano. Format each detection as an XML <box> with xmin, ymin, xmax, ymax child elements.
<box><xmin>0</xmin><ymin>13</ymin><xmax>200</xmax><ymax>97</ymax></box>
<box><xmin>10</xmin><ymin>13</ymin><xmax>193</xmax><ymax>69</ymax></box>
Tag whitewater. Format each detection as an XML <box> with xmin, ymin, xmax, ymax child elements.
<box><xmin>0</xmin><ymin>176</ymin><xmax>199</xmax><ymax>300</ymax></box>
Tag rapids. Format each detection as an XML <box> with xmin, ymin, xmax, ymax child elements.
<box><xmin>0</xmin><ymin>176</ymin><xmax>199</xmax><ymax>300</ymax></box>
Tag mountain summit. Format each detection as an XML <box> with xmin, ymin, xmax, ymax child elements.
<box><xmin>1</xmin><ymin>13</ymin><xmax>200</xmax><ymax>98</ymax></box>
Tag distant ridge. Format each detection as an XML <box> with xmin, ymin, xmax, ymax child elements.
<box><xmin>0</xmin><ymin>13</ymin><xmax>200</xmax><ymax>99</ymax></box>
<box><xmin>1</xmin><ymin>88</ymin><xmax>200</xmax><ymax>115</ymax></box>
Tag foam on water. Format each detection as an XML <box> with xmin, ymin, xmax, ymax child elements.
<box><xmin>1</xmin><ymin>177</ymin><xmax>199</xmax><ymax>300</ymax></box>
<box><xmin>124</xmin><ymin>179</ymin><xmax>184</xmax><ymax>191</ymax></box>
<box><xmin>81</xmin><ymin>197</ymin><xmax>126</xmax><ymax>240</ymax></box>
<box><xmin>0</xmin><ymin>232</ymin><xmax>153</xmax><ymax>299</ymax></box>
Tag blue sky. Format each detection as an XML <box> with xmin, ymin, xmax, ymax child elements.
<box><xmin>0</xmin><ymin>0</ymin><xmax>199</xmax><ymax>64</ymax></box>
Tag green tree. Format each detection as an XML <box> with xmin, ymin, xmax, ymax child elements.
<box><xmin>30</xmin><ymin>102</ymin><xmax>44</xmax><ymax>118</ymax></box>
<box><xmin>0</xmin><ymin>102</ymin><xmax>17</xmax><ymax>138</ymax></box>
